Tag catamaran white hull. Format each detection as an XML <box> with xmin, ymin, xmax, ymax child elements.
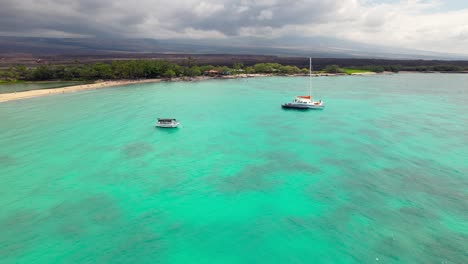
<box><xmin>282</xmin><ymin>103</ymin><xmax>324</xmax><ymax>109</ymax></box>
<box><xmin>308</xmin><ymin>104</ymin><xmax>324</xmax><ymax>109</ymax></box>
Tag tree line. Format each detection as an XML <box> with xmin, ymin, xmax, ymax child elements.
<box><xmin>1</xmin><ymin>60</ymin><xmax>466</xmax><ymax>82</ymax></box>
<box><xmin>0</xmin><ymin>60</ymin><xmax>310</xmax><ymax>82</ymax></box>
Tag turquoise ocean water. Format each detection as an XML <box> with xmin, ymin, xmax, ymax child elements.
<box><xmin>0</xmin><ymin>74</ymin><xmax>467</xmax><ymax>263</ymax></box>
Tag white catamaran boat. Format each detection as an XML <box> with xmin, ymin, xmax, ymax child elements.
<box><xmin>155</xmin><ymin>118</ymin><xmax>180</xmax><ymax>128</ymax></box>
<box><xmin>282</xmin><ymin>57</ymin><xmax>324</xmax><ymax>109</ymax></box>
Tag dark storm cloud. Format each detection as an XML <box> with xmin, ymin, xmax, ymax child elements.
<box><xmin>0</xmin><ymin>0</ymin><xmax>467</xmax><ymax>54</ymax></box>
<box><xmin>166</xmin><ymin>1</ymin><xmax>351</xmax><ymax>35</ymax></box>
<box><xmin>0</xmin><ymin>0</ymin><xmax>146</xmax><ymax>37</ymax></box>
<box><xmin>0</xmin><ymin>0</ymin><xmax>351</xmax><ymax>37</ymax></box>
<box><xmin>74</xmin><ymin>0</ymin><xmax>114</xmax><ymax>13</ymax></box>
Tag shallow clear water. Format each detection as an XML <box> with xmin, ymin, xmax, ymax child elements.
<box><xmin>0</xmin><ymin>81</ymin><xmax>88</xmax><ymax>94</ymax></box>
<box><xmin>0</xmin><ymin>74</ymin><xmax>467</xmax><ymax>263</ymax></box>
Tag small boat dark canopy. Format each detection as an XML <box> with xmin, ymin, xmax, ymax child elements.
<box><xmin>158</xmin><ymin>118</ymin><xmax>177</xmax><ymax>122</ymax></box>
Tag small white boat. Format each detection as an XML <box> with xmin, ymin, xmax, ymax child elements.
<box><xmin>282</xmin><ymin>57</ymin><xmax>324</xmax><ymax>110</ymax></box>
<box><xmin>155</xmin><ymin>118</ymin><xmax>180</xmax><ymax>128</ymax></box>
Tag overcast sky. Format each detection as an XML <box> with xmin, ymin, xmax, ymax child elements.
<box><xmin>1</xmin><ymin>0</ymin><xmax>467</xmax><ymax>55</ymax></box>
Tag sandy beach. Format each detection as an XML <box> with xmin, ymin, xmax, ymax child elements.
<box><xmin>0</xmin><ymin>79</ymin><xmax>164</xmax><ymax>103</ymax></box>
<box><xmin>0</xmin><ymin>72</ymin><xmax>383</xmax><ymax>103</ymax></box>
<box><xmin>0</xmin><ymin>74</ymin><xmax>278</xmax><ymax>103</ymax></box>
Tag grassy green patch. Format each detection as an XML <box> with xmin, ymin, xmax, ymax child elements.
<box><xmin>343</xmin><ymin>68</ymin><xmax>372</xmax><ymax>74</ymax></box>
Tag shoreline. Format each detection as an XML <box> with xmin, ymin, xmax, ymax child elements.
<box><xmin>1</xmin><ymin>71</ymin><xmax>465</xmax><ymax>103</ymax></box>
<box><xmin>0</xmin><ymin>74</ymin><xmax>274</xmax><ymax>103</ymax></box>
<box><xmin>0</xmin><ymin>79</ymin><xmax>162</xmax><ymax>103</ymax></box>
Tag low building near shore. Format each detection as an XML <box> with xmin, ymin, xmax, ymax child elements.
<box><xmin>204</xmin><ymin>70</ymin><xmax>220</xmax><ymax>77</ymax></box>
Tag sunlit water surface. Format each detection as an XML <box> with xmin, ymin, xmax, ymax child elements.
<box><xmin>1</xmin><ymin>74</ymin><xmax>467</xmax><ymax>263</ymax></box>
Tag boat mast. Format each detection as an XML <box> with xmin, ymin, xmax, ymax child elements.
<box><xmin>309</xmin><ymin>57</ymin><xmax>312</xmax><ymax>98</ymax></box>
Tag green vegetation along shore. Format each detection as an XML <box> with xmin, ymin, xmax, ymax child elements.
<box><xmin>1</xmin><ymin>59</ymin><xmax>467</xmax><ymax>83</ymax></box>
<box><xmin>0</xmin><ymin>61</ymin><xmax>306</xmax><ymax>83</ymax></box>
